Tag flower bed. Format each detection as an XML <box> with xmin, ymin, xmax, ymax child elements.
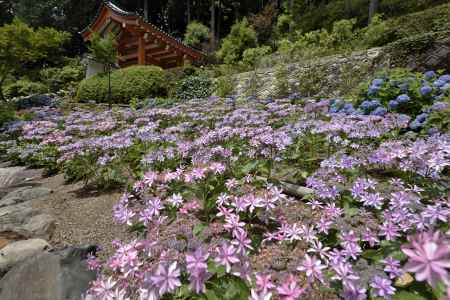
<box><xmin>0</xmin><ymin>70</ymin><xmax>449</xmax><ymax>300</ymax></box>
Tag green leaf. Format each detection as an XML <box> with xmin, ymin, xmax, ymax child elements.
<box><xmin>241</xmin><ymin>161</ymin><xmax>259</xmax><ymax>174</ymax></box>
<box><xmin>193</xmin><ymin>223</ymin><xmax>206</xmax><ymax>237</ymax></box>
<box><xmin>204</xmin><ymin>290</ymin><xmax>220</xmax><ymax>300</ymax></box>
<box><xmin>361</xmin><ymin>249</ymin><xmax>383</xmax><ymax>261</ymax></box>
<box><xmin>392</xmin><ymin>291</ymin><xmax>427</xmax><ymax>300</ymax></box>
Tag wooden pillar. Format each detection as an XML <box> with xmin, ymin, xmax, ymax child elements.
<box><xmin>138</xmin><ymin>35</ymin><xmax>146</xmax><ymax>65</ymax></box>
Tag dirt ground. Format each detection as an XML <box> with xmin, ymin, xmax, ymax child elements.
<box><xmin>32</xmin><ymin>173</ymin><xmax>134</xmax><ymax>259</ymax></box>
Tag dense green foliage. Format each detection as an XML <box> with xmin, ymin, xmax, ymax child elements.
<box><xmin>183</xmin><ymin>21</ymin><xmax>210</xmax><ymax>49</ymax></box>
<box><xmin>4</xmin><ymin>80</ymin><xmax>48</xmax><ymax>99</ymax></box>
<box><xmin>88</xmin><ymin>33</ymin><xmax>117</xmax><ymax>66</ymax></box>
<box><xmin>175</xmin><ymin>75</ymin><xmax>213</xmax><ymax>100</ymax></box>
<box><xmin>77</xmin><ymin>65</ymin><xmax>167</xmax><ymax>103</ymax></box>
<box><xmin>0</xmin><ymin>18</ymin><xmax>69</xmax><ymax>101</ymax></box>
<box><xmin>40</xmin><ymin>59</ymin><xmax>85</xmax><ymax>93</ymax></box>
<box><xmin>218</xmin><ymin>18</ymin><xmax>258</xmax><ymax>65</ymax></box>
<box><xmin>0</xmin><ymin>104</ymin><xmax>16</xmax><ymax>127</ymax></box>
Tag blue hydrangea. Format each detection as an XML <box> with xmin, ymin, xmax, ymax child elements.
<box><xmin>368</xmin><ymin>85</ymin><xmax>381</xmax><ymax>96</ymax></box>
<box><xmin>372</xmin><ymin>79</ymin><xmax>384</xmax><ymax>86</ymax></box>
<box><xmin>427</xmin><ymin>127</ymin><xmax>439</xmax><ymax>135</ymax></box>
<box><xmin>433</xmin><ymin>79</ymin><xmax>446</xmax><ymax>88</ymax></box>
<box><xmin>441</xmin><ymin>83</ymin><xmax>450</xmax><ymax>91</ymax></box>
<box><xmin>415</xmin><ymin>113</ymin><xmax>428</xmax><ymax>123</ymax></box>
<box><xmin>370</xmin><ymin>107</ymin><xmax>387</xmax><ymax>116</ymax></box>
<box><xmin>424</xmin><ymin>71</ymin><xmax>436</xmax><ymax>80</ymax></box>
<box><xmin>420</xmin><ymin>85</ymin><xmax>432</xmax><ymax>96</ymax></box>
<box><xmin>409</xmin><ymin>120</ymin><xmax>422</xmax><ymax>130</ymax></box>
<box><xmin>329</xmin><ymin>105</ymin><xmax>340</xmax><ymax>113</ymax></box>
<box><xmin>438</xmin><ymin>74</ymin><xmax>450</xmax><ymax>82</ymax></box>
<box><xmin>399</xmin><ymin>83</ymin><xmax>409</xmax><ymax>92</ymax></box>
<box><xmin>396</xmin><ymin>94</ymin><xmax>410</xmax><ymax>103</ymax></box>
<box><xmin>359</xmin><ymin>100</ymin><xmax>372</xmax><ymax>110</ymax></box>
<box><xmin>342</xmin><ymin>103</ymin><xmax>354</xmax><ymax>112</ymax></box>
<box><xmin>388</xmin><ymin>100</ymin><xmax>399</xmax><ymax>109</ymax></box>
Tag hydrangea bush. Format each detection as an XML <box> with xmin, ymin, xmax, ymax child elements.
<box><xmin>330</xmin><ymin>69</ymin><xmax>450</xmax><ymax>132</ymax></box>
<box><xmin>0</xmin><ymin>70</ymin><xmax>449</xmax><ymax>300</ymax></box>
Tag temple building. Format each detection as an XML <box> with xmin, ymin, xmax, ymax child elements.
<box><xmin>81</xmin><ymin>1</ymin><xmax>205</xmax><ymax>70</ymax></box>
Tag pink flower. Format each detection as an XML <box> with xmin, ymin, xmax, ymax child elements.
<box><xmin>401</xmin><ymin>231</ymin><xmax>450</xmax><ymax>287</ymax></box>
<box><xmin>249</xmin><ymin>289</ymin><xmax>272</xmax><ymax>300</ymax></box>
<box><xmin>255</xmin><ymin>273</ymin><xmax>275</xmax><ymax>293</ymax></box>
<box><xmin>276</xmin><ymin>274</ymin><xmax>305</xmax><ymax>300</ymax></box>
<box><xmin>186</xmin><ymin>248</ymin><xmax>209</xmax><ymax>276</ymax></box>
<box><xmin>214</xmin><ymin>242</ymin><xmax>240</xmax><ymax>273</ymax></box>
<box><xmin>297</xmin><ymin>254</ymin><xmax>326</xmax><ymax>283</ymax></box>
<box><xmin>151</xmin><ymin>262</ymin><xmax>181</xmax><ymax>296</ymax></box>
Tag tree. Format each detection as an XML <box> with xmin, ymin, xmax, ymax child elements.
<box><xmin>87</xmin><ymin>33</ymin><xmax>117</xmax><ymax>107</ymax></box>
<box><xmin>217</xmin><ymin>17</ymin><xmax>257</xmax><ymax>64</ymax></box>
<box><xmin>249</xmin><ymin>2</ymin><xmax>278</xmax><ymax>44</ymax></box>
<box><xmin>0</xmin><ymin>18</ymin><xmax>69</xmax><ymax>101</ymax></box>
<box><xmin>368</xmin><ymin>0</ymin><xmax>379</xmax><ymax>24</ymax></box>
<box><xmin>184</xmin><ymin>21</ymin><xmax>210</xmax><ymax>49</ymax></box>
<box><xmin>210</xmin><ymin>0</ymin><xmax>216</xmax><ymax>48</ymax></box>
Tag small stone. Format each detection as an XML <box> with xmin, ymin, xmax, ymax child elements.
<box><xmin>395</xmin><ymin>273</ymin><xmax>414</xmax><ymax>287</ymax></box>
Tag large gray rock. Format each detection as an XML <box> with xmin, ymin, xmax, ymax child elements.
<box><xmin>0</xmin><ymin>167</ymin><xmax>26</xmax><ymax>189</ymax></box>
<box><xmin>0</xmin><ymin>245</ymin><xmax>97</xmax><ymax>300</ymax></box>
<box><xmin>0</xmin><ymin>203</ymin><xmax>55</xmax><ymax>239</ymax></box>
<box><xmin>0</xmin><ymin>239</ymin><xmax>51</xmax><ymax>275</ymax></box>
<box><xmin>0</xmin><ymin>186</ymin><xmax>52</xmax><ymax>208</ymax></box>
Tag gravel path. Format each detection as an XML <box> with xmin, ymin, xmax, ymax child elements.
<box><xmin>32</xmin><ymin>173</ymin><xmax>134</xmax><ymax>259</ymax></box>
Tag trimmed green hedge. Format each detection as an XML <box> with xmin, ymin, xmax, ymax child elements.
<box><xmin>76</xmin><ymin>65</ymin><xmax>167</xmax><ymax>103</ymax></box>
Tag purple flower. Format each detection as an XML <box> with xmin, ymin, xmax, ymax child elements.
<box><xmin>401</xmin><ymin>231</ymin><xmax>450</xmax><ymax>287</ymax></box>
<box><xmin>231</xmin><ymin>229</ymin><xmax>254</xmax><ymax>255</ymax></box>
<box><xmin>370</xmin><ymin>276</ymin><xmax>395</xmax><ymax>299</ymax></box>
<box><xmin>214</xmin><ymin>242</ymin><xmax>240</xmax><ymax>273</ymax></box>
<box><xmin>382</xmin><ymin>257</ymin><xmax>403</xmax><ymax>279</ymax></box>
<box><xmin>297</xmin><ymin>254</ymin><xmax>326</xmax><ymax>283</ymax></box>
<box><xmin>276</xmin><ymin>275</ymin><xmax>305</xmax><ymax>300</ymax></box>
<box><xmin>255</xmin><ymin>273</ymin><xmax>275</xmax><ymax>293</ymax></box>
<box><xmin>186</xmin><ymin>248</ymin><xmax>209</xmax><ymax>276</ymax></box>
<box><xmin>341</xmin><ymin>285</ymin><xmax>367</xmax><ymax>300</ymax></box>
<box><xmin>151</xmin><ymin>262</ymin><xmax>181</xmax><ymax>296</ymax></box>
<box><xmin>250</xmin><ymin>289</ymin><xmax>272</xmax><ymax>300</ymax></box>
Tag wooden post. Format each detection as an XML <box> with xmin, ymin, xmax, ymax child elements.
<box><xmin>138</xmin><ymin>35</ymin><xmax>146</xmax><ymax>65</ymax></box>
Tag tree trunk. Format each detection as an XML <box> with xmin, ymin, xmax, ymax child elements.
<box><xmin>368</xmin><ymin>0</ymin><xmax>379</xmax><ymax>24</ymax></box>
<box><xmin>344</xmin><ymin>0</ymin><xmax>352</xmax><ymax>18</ymax></box>
<box><xmin>217</xmin><ymin>0</ymin><xmax>222</xmax><ymax>40</ymax></box>
<box><xmin>144</xmin><ymin>0</ymin><xmax>149</xmax><ymax>21</ymax></box>
<box><xmin>210</xmin><ymin>0</ymin><xmax>216</xmax><ymax>49</ymax></box>
<box><xmin>187</xmin><ymin>0</ymin><xmax>191</xmax><ymax>24</ymax></box>
<box><xmin>232</xmin><ymin>1</ymin><xmax>240</xmax><ymax>23</ymax></box>
<box><xmin>0</xmin><ymin>74</ymin><xmax>7</xmax><ymax>102</ymax></box>
<box><xmin>288</xmin><ymin>0</ymin><xmax>294</xmax><ymax>33</ymax></box>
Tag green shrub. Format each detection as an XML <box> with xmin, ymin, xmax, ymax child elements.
<box><xmin>4</xmin><ymin>79</ymin><xmax>48</xmax><ymax>99</ymax></box>
<box><xmin>40</xmin><ymin>59</ymin><xmax>85</xmax><ymax>92</ymax></box>
<box><xmin>184</xmin><ymin>21</ymin><xmax>210</xmax><ymax>49</ymax></box>
<box><xmin>274</xmin><ymin>63</ymin><xmax>289</xmax><ymax>97</ymax></box>
<box><xmin>76</xmin><ymin>65</ymin><xmax>167</xmax><ymax>103</ymax></box>
<box><xmin>215</xmin><ymin>75</ymin><xmax>235</xmax><ymax>97</ymax></box>
<box><xmin>217</xmin><ymin>18</ymin><xmax>258</xmax><ymax>65</ymax></box>
<box><xmin>241</xmin><ymin>46</ymin><xmax>272</xmax><ymax>68</ymax></box>
<box><xmin>175</xmin><ymin>75</ymin><xmax>212</xmax><ymax>100</ymax></box>
<box><xmin>358</xmin><ymin>15</ymin><xmax>392</xmax><ymax>48</ymax></box>
<box><xmin>0</xmin><ymin>104</ymin><xmax>15</xmax><ymax>127</ymax></box>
